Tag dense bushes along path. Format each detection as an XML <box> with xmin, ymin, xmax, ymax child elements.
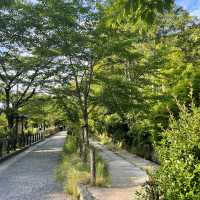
<box><xmin>0</xmin><ymin>132</ymin><xmax>68</xmax><ymax>200</ymax></box>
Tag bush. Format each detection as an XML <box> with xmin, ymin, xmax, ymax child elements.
<box><xmin>98</xmin><ymin>133</ymin><xmax>112</xmax><ymax>145</ymax></box>
<box><xmin>63</xmin><ymin>136</ymin><xmax>77</xmax><ymax>154</ymax></box>
<box><xmin>0</xmin><ymin>114</ymin><xmax>7</xmax><ymax>137</ymax></box>
<box><xmin>143</xmin><ymin>105</ymin><xmax>200</xmax><ymax>199</ymax></box>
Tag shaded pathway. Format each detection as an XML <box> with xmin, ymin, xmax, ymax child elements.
<box><xmin>89</xmin><ymin>141</ymin><xmax>157</xmax><ymax>200</ymax></box>
<box><xmin>0</xmin><ymin>131</ymin><xmax>68</xmax><ymax>200</ymax></box>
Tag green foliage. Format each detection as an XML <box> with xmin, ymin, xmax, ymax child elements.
<box><xmin>24</xmin><ymin>127</ymin><xmax>38</xmax><ymax>135</ymax></box>
<box><xmin>0</xmin><ymin>114</ymin><xmax>7</xmax><ymax>137</ymax></box>
<box><xmin>63</xmin><ymin>136</ymin><xmax>77</xmax><ymax>154</ymax></box>
<box><xmin>56</xmin><ymin>136</ymin><xmax>90</xmax><ymax>195</ymax></box>
<box><xmin>96</xmin><ymin>154</ymin><xmax>111</xmax><ymax>186</ymax></box>
<box><xmin>145</xmin><ymin>105</ymin><xmax>200</xmax><ymax>199</ymax></box>
<box><xmin>103</xmin><ymin>0</ymin><xmax>174</xmax><ymax>27</ymax></box>
<box><xmin>56</xmin><ymin>136</ymin><xmax>110</xmax><ymax>198</ymax></box>
<box><xmin>56</xmin><ymin>152</ymin><xmax>90</xmax><ymax>198</ymax></box>
<box><xmin>1</xmin><ymin>1</ymin><xmax>200</xmax><ymax>197</ymax></box>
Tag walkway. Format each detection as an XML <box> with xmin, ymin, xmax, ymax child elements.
<box><xmin>89</xmin><ymin>141</ymin><xmax>157</xmax><ymax>200</ymax></box>
<box><xmin>0</xmin><ymin>131</ymin><xmax>68</xmax><ymax>200</ymax></box>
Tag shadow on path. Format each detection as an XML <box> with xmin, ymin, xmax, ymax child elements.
<box><xmin>0</xmin><ymin>132</ymin><xmax>68</xmax><ymax>200</ymax></box>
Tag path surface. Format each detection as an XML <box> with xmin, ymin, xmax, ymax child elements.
<box><xmin>89</xmin><ymin>141</ymin><xmax>157</xmax><ymax>200</ymax></box>
<box><xmin>0</xmin><ymin>131</ymin><xmax>68</xmax><ymax>200</ymax></box>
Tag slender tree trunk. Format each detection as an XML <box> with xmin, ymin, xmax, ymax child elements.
<box><xmin>81</xmin><ymin>105</ymin><xmax>89</xmax><ymax>162</ymax></box>
<box><xmin>90</xmin><ymin>146</ymin><xmax>96</xmax><ymax>185</ymax></box>
<box><xmin>6</xmin><ymin>114</ymin><xmax>14</xmax><ymax>131</ymax></box>
<box><xmin>83</xmin><ymin>111</ymin><xmax>89</xmax><ymax>145</ymax></box>
<box><xmin>5</xmin><ymin>88</ymin><xmax>14</xmax><ymax>132</ymax></box>
<box><xmin>83</xmin><ymin>95</ymin><xmax>89</xmax><ymax>144</ymax></box>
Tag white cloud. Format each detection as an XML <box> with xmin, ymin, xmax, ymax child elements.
<box><xmin>190</xmin><ymin>9</ymin><xmax>200</xmax><ymax>17</ymax></box>
<box><xmin>176</xmin><ymin>0</ymin><xmax>200</xmax><ymax>17</ymax></box>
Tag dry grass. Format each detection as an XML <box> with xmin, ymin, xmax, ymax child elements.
<box><xmin>56</xmin><ymin>136</ymin><xmax>110</xmax><ymax>199</ymax></box>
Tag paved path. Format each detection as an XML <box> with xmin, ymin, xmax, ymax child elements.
<box><xmin>89</xmin><ymin>141</ymin><xmax>157</xmax><ymax>200</ymax></box>
<box><xmin>0</xmin><ymin>131</ymin><xmax>68</xmax><ymax>200</ymax></box>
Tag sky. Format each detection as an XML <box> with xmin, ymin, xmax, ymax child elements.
<box><xmin>176</xmin><ymin>0</ymin><xmax>200</xmax><ymax>17</ymax></box>
<box><xmin>28</xmin><ymin>0</ymin><xmax>200</xmax><ymax>17</ymax></box>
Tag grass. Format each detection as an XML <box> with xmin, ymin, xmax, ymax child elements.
<box><xmin>56</xmin><ymin>135</ymin><xmax>110</xmax><ymax>199</ymax></box>
<box><xmin>96</xmin><ymin>153</ymin><xmax>111</xmax><ymax>186</ymax></box>
<box><xmin>96</xmin><ymin>133</ymin><xmax>122</xmax><ymax>152</ymax></box>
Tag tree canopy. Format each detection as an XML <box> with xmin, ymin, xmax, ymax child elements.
<box><xmin>1</xmin><ymin>0</ymin><xmax>200</xmax><ymax>198</ymax></box>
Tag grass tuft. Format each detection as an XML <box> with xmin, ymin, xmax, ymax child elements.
<box><xmin>56</xmin><ymin>135</ymin><xmax>110</xmax><ymax>199</ymax></box>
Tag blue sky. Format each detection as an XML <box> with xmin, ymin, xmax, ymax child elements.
<box><xmin>29</xmin><ymin>0</ymin><xmax>200</xmax><ymax>17</ymax></box>
<box><xmin>176</xmin><ymin>0</ymin><xmax>200</xmax><ymax>17</ymax></box>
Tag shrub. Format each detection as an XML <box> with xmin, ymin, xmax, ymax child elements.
<box><xmin>98</xmin><ymin>133</ymin><xmax>112</xmax><ymax>145</ymax></box>
<box><xmin>63</xmin><ymin>136</ymin><xmax>77</xmax><ymax>154</ymax></box>
<box><xmin>142</xmin><ymin>105</ymin><xmax>200</xmax><ymax>199</ymax></box>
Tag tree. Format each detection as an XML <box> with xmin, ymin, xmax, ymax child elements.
<box><xmin>102</xmin><ymin>0</ymin><xmax>174</xmax><ymax>27</ymax></box>
<box><xmin>0</xmin><ymin>1</ymin><xmax>54</xmax><ymax>134</ymax></box>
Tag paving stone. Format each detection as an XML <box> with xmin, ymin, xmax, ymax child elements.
<box><xmin>0</xmin><ymin>132</ymin><xmax>68</xmax><ymax>200</ymax></box>
<box><xmin>89</xmin><ymin>140</ymin><xmax>157</xmax><ymax>200</ymax></box>
<box><xmin>90</xmin><ymin>141</ymin><xmax>148</xmax><ymax>188</ymax></box>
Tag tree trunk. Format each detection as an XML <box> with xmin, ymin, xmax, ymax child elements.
<box><xmin>83</xmin><ymin>107</ymin><xmax>89</xmax><ymax>146</ymax></box>
<box><xmin>5</xmin><ymin>88</ymin><xmax>14</xmax><ymax>132</ymax></box>
<box><xmin>90</xmin><ymin>146</ymin><xmax>96</xmax><ymax>185</ymax></box>
<box><xmin>81</xmin><ymin>110</ymin><xmax>89</xmax><ymax>162</ymax></box>
<box><xmin>6</xmin><ymin>113</ymin><xmax>14</xmax><ymax>131</ymax></box>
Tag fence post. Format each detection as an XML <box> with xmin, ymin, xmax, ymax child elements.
<box><xmin>0</xmin><ymin>140</ymin><xmax>3</xmax><ymax>157</ymax></box>
<box><xmin>22</xmin><ymin>135</ymin><xmax>26</xmax><ymax>147</ymax></box>
<box><xmin>7</xmin><ymin>138</ymin><xmax>10</xmax><ymax>154</ymax></box>
<box><xmin>26</xmin><ymin>136</ymin><xmax>28</xmax><ymax>145</ymax></box>
<box><xmin>90</xmin><ymin>146</ymin><xmax>96</xmax><ymax>185</ymax></box>
<box><xmin>31</xmin><ymin>135</ymin><xmax>33</xmax><ymax>144</ymax></box>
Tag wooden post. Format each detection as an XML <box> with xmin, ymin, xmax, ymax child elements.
<box><xmin>82</xmin><ymin>143</ymin><xmax>88</xmax><ymax>162</ymax></box>
<box><xmin>90</xmin><ymin>146</ymin><xmax>96</xmax><ymax>185</ymax></box>
<box><xmin>0</xmin><ymin>139</ymin><xmax>3</xmax><ymax>157</ymax></box>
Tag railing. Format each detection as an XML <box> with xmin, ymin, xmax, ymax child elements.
<box><xmin>0</xmin><ymin>127</ymin><xmax>59</xmax><ymax>160</ymax></box>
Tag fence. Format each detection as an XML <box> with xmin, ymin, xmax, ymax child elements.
<box><xmin>0</xmin><ymin>127</ymin><xmax>59</xmax><ymax>160</ymax></box>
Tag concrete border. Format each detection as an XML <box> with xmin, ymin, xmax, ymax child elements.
<box><xmin>78</xmin><ymin>184</ymin><xmax>96</xmax><ymax>200</ymax></box>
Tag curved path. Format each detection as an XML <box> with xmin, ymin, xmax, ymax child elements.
<box><xmin>0</xmin><ymin>132</ymin><xmax>68</xmax><ymax>200</ymax></box>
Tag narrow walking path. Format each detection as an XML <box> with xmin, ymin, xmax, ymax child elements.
<box><xmin>0</xmin><ymin>131</ymin><xmax>68</xmax><ymax>200</ymax></box>
<box><xmin>89</xmin><ymin>141</ymin><xmax>157</xmax><ymax>200</ymax></box>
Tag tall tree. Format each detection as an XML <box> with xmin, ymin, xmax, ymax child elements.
<box><xmin>0</xmin><ymin>1</ymin><xmax>54</xmax><ymax>133</ymax></box>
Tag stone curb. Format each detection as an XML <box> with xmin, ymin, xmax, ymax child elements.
<box><xmin>114</xmin><ymin>151</ymin><xmax>159</xmax><ymax>172</ymax></box>
<box><xmin>78</xmin><ymin>184</ymin><xmax>96</xmax><ymax>200</ymax></box>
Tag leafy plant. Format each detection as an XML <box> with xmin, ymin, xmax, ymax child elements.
<box><xmin>142</xmin><ymin>104</ymin><xmax>200</xmax><ymax>199</ymax></box>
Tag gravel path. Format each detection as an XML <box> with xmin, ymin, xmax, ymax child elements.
<box><xmin>0</xmin><ymin>131</ymin><xmax>68</xmax><ymax>200</ymax></box>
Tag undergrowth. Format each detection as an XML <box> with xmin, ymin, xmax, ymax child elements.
<box><xmin>56</xmin><ymin>135</ymin><xmax>110</xmax><ymax>199</ymax></box>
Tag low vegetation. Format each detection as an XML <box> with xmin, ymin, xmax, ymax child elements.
<box><xmin>140</xmin><ymin>104</ymin><xmax>200</xmax><ymax>199</ymax></box>
<box><xmin>56</xmin><ymin>136</ymin><xmax>110</xmax><ymax>199</ymax></box>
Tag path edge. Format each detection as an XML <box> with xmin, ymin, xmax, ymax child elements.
<box><xmin>78</xmin><ymin>184</ymin><xmax>97</xmax><ymax>200</ymax></box>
